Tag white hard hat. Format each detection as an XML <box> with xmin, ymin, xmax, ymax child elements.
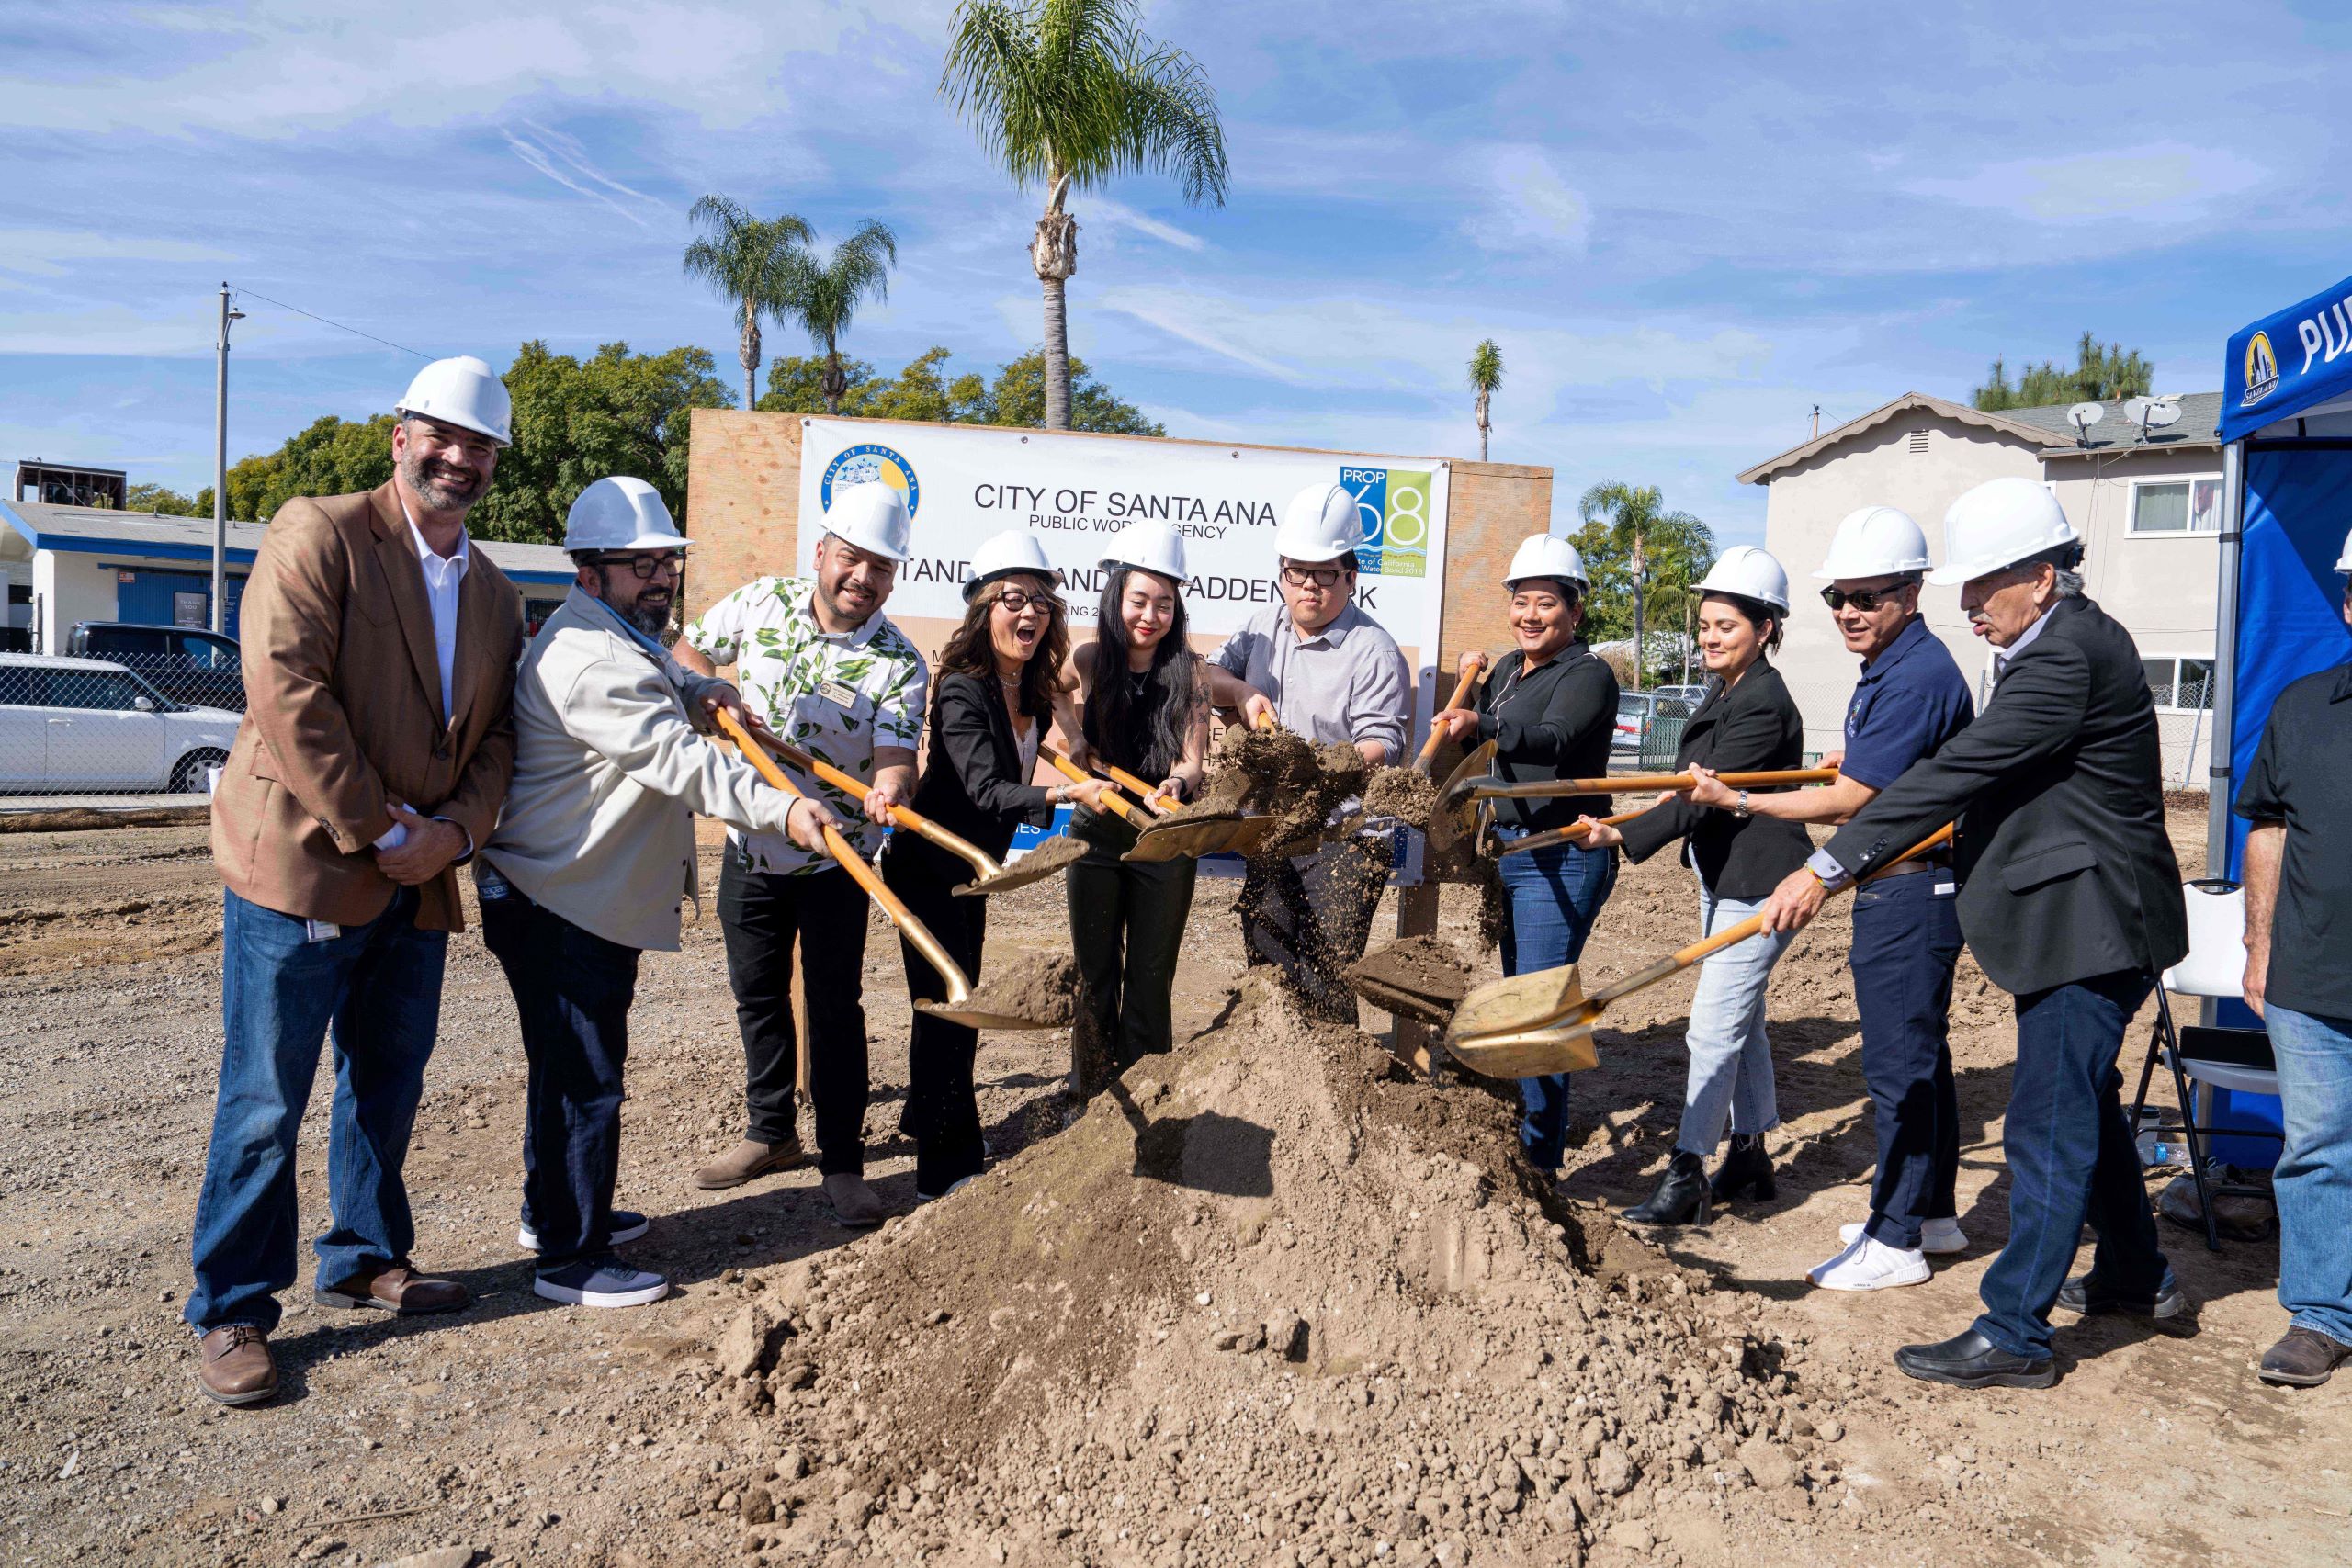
<box><xmin>1695</xmin><ymin>545</ymin><xmax>1792</xmax><ymax>613</ymax></box>
<box><xmin>1102</xmin><ymin>519</ymin><xmax>1188</xmax><ymax>581</ymax></box>
<box><xmin>1814</xmin><ymin>505</ymin><xmax>1931</xmax><ymax>581</ymax></box>
<box><xmin>820</xmin><ymin>482</ymin><xmax>912</xmax><ymax>563</ymax></box>
<box><xmin>1929</xmin><ymin>476</ymin><xmax>2080</xmax><ymax>586</ymax></box>
<box><xmin>1273</xmin><ymin>483</ymin><xmax>1363</xmax><ymax>564</ymax></box>
<box><xmin>2336</xmin><ymin>525</ymin><xmax>2351</xmax><ymax>573</ymax></box>
<box><xmin>966</xmin><ymin>528</ymin><xmax>1057</xmax><ymax>603</ymax></box>
<box><xmin>395</xmin><ymin>355</ymin><xmax>512</xmax><ymax>446</ymax></box>
<box><xmin>1502</xmin><ymin>534</ymin><xmax>1589</xmax><ymax>592</ymax></box>
<box><xmin>564</xmin><ymin>477</ymin><xmax>688</xmax><ymax>554</ymax></box>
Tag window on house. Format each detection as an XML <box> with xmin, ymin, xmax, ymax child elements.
<box><xmin>2130</xmin><ymin>477</ymin><xmax>2223</xmax><ymax>535</ymax></box>
<box><xmin>2143</xmin><ymin>656</ymin><xmax>2214</xmax><ymax>711</ymax></box>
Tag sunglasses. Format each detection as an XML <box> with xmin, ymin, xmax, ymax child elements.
<box><xmin>1819</xmin><ymin>584</ymin><xmax>1905</xmax><ymax>612</ymax></box>
<box><xmin>589</xmin><ymin>552</ymin><xmax>683</xmax><ymax>581</ymax></box>
<box><xmin>1281</xmin><ymin>564</ymin><xmax>1348</xmax><ymax>589</ymax></box>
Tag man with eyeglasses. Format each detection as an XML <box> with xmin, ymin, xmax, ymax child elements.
<box><xmin>1204</xmin><ymin>482</ymin><xmax>1410</xmax><ymax>1021</ymax></box>
<box><xmin>1689</xmin><ymin>505</ymin><xmax>1973</xmax><ymax>1292</ymax></box>
<box><xmin>477</xmin><ymin>478</ymin><xmax>829</xmax><ymax>1308</ymax></box>
<box><xmin>674</xmin><ymin>483</ymin><xmax>926</xmax><ymax>1227</ymax></box>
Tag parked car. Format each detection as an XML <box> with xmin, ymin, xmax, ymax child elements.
<box><xmin>0</xmin><ymin>654</ymin><xmax>241</xmax><ymax>794</ymax></box>
<box><xmin>1612</xmin><ymin>691</ymin><xmax>1694</xmax><ymax>761</ymax></box>
<box><xmin>65</xmin><ymin>622</ymin><xmax>246</xmax><ymax>712</ymax></box>
<box><xmin>1647</xmin><ymin>682</ymin><xmax>1711</xmax><ymax>708</ymax></box>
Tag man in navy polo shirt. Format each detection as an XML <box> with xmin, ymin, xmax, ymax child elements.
<box><xmin>1690</xmin><ymin>505</ymin><xmax>1973</xmax><ymax>1290</ymax></box>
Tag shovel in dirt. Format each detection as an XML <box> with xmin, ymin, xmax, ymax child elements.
<box><xmin>1423</xmin><ymin>739</ymin><xmax>1498</xmax><ymax>863</ymax></box>
<box><xmin>1119</xmin><ymin>709</ymin><xmax>1287</xmax><ymax>863</ymax></box>
<box><xmin>717</xmin><ymin>709</ymin><xmax>1066</xmax><ymax>1031</ymax></box>
<box><xmin>1438</xmin><ymin>824</ymin><xmax>1957</xmax><ymax>1077</ymax></box>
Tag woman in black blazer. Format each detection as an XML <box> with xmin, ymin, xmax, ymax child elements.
<box><xmin>1579</xmin><ymin>547</ymin><xmax>1813</xmax><ymax>1226</ymax></box>
<box><xmin>880</xmin><ymin>532</ymin><xmax>1111</xmax><ymax>1201</ymax></box>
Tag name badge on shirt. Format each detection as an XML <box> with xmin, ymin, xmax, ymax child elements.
<box><xmin>816</xmin><ymin>678</ymin><xmax>859</xmax><ymax>710</ymax></box>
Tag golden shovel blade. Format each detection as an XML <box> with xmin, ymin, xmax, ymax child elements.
<box><xmin>1122</xmin><ymin>813</ymin><xmax>1250</xmax><ymax>863</ymax></box>
<box><xmin>1443</xmin><ymin>1017</ymin><xmax>1601</xmax><ymax>1079</ymax></box>
<box><xmin>950</xmin><ymin>833</ymin><xmax>1090</xmax><ymax>896</ymax></box>
<box><xmin>1441</xmin><ymin>960</ymin><xmax>1600</xmax><ymax>1074</ymax></box>
<box><xmin>916</xmin><ymin>999</ymin><xmax>1064</xmax><ymax>1032</ymax></box>
<box><xmin>1424</xmin><ymin>739</ymin><xmax>1497</xmax><ymax>862</ymax></box>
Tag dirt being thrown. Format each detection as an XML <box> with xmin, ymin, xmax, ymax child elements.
<box><xmin>1361</xmin><ymin>764</ymin><xmax>1439</xmax><ymax>826</ymax></box>
<box><xmin>953</xmin><ymin>948</ymin><xmax>1078</xmax><ymax>1025</ymax></box>
<box><xmin>1347</xmin><ymin>932</ymin><xmax>1475</xmax><ymax>1025</ymax></box>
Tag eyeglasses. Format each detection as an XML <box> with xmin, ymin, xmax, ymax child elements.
<box><xmin>1818</xmin><ymin>585</ymin><xmax>1905</xmax><ymax>612</ymax></box>
<box><xmin>992</xmin><ymin>589</ymin><xmax>1057</xmax><ymax>614</ymax></box>
<box><xmin>589</xmin><ymin>553</ymin><xmax>683</xmax><ymax>580</ymax></box>
<box><xmin>1281</xmin><ymin>564</ymin><xmax>1348</xmax><ymax>589</ymax></box>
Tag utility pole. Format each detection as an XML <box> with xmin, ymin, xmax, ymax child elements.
<box><xmin>210</xmin><ymin>284</ymin><xmax>245</xmax><ymax>634</ymax></box>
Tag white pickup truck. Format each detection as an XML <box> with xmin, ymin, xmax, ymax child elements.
<box><xmin>0</xmin><ymin>653</ymin><xmax>241</xmax><ymax>794</ymax></box>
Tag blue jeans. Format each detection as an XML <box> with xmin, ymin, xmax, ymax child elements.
<box><xmin>2266</xmin><ymin>1004</ymin><xmax>2352</xmax><ymax>1349</ymax></box>
<box><xmin>1973</xmin><ymin>969</ymin><xmax>2173</xmax><ymax>1360</ymax></box>
<box><xmin>1494</xmin><ymin>832</ymin><xmax>1617</xmax><ymax>1172</ymax></box>
<box><xmin>187</xmin><ymin>887</ymin><xmax>447</xmax><ymax>1334</ymax></box>
<box><xmin>1678</xmin><ymin>889</ymin><xmax>1792</xmax><ymax>1157</ymax></box>
<box><xmin>479</xmin><ymin>879</ymin><xmax>641</xmax><ymax>1268</ymax></box>
<box><xmin>1851</xmin><ymin>874</ymin><xmax>1964</xmax><ymax>1249</ymax></box>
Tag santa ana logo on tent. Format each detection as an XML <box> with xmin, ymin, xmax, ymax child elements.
<box><xmin>1338</xmin><ymin>466</ymin><xmax>1430</xmax><ymax>579</ymax></box>
<box><xmin>820</xmin><ymin>443</ymin><xmax>922</xmax><ymax>518</ymax></box>
<box><xmin>2243</xmin><ymin>330</ymin><xmax>2279</xmax><ymax>408</ymax></box>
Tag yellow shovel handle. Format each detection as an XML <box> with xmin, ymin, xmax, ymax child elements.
<box><xmin>763</xmin><ymin>730</ymin><xmax>1000</xmax><ymax>884</ymax></box>
<box><xmin>1041</xmin><ymin>745</ymin><xmax>1142</xmax><ymax>824</ymax></box>
<box><xmin>1418</xmin><ymin>653</ymin><xmax>1487</xmax><ymax>765</ymax></box>
<box><xmin>1102</xmin><ymin>764</ymin><xmax>1177</xmax><ymax>815</ymax></box>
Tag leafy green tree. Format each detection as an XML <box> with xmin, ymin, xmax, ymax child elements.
<box><xmin>212</xmin><ymin>413</ymin><xmax>398</xmax><ymax>523</ymax></box>
<box><xmin>1973</xmin><ymin>331</ymin><xmax>2153</xmax><ymax>411</ymax></box>
<box><xmin>760</xmin><ymin>344</ymin><xmax>1159</xmax><ymax>434</ymax></box>
<box><xmin>941</xmin><ymin>0</ymin><xmax>1227</xmax><ymax>431</ymax></box>
<box><xmin>758</xmin><ymin>353</ymin><xmax>883</xmax><ymax>414</ymax></box>
<box><xmin>772</xmin><ymin>221</ymin><xmax>899</xmax><ymax>414</ymax></box>
<box><xmin>468</xmin><ymin>341</ymin><xmax>732</xmax><ymax>544</ymax></box>
<box><xmin>123</xmin><ymin>482</ymin><xmax>205</xmax><ymax>516</ymax></box>
<box><xmin>681</xmin><ymin>196</ymin><xmax>814</xmax><ymax>411</ymax></box>
<box><xmin>1570</xmin><ymin>481</ymin><xmax>1716</xmax><ymax>683</ymax></box>
<box><xmin>981</xmin><ymin>349</ymin><xmax>1160</xmax><ymax>434</ymax></box>
<box><xmin>1468</xmin><ymin>339</ymin><xmax>1502</xmax><ymax>461</ymax></box>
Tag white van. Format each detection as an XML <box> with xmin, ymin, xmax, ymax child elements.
<box><xmin>0</xmin><ymin>653</ymin><xmax>242</xmax><ymax>794</ymax></box>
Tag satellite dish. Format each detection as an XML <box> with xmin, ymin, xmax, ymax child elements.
<box><xmin>2066</xmin><ymin>401</ymin><xmax>2104</xmax><ymax>437</ymax></box>
<box><xmin>2122</xmin><ymin>396</ymin><xmax>2154</xmax><ymax>425</ymax></box>
<box><xmin>2143</xmin><ymin>401</ymin><xmax>2182</xmax><ymax>428</ymax></box>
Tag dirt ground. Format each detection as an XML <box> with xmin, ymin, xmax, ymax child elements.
<box><xmin>1</xmin><ymin>806</ymin><xmax>2346</xmax><ymax>1566</ymax></box>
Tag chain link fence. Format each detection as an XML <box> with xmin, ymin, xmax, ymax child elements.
<box><xmin>1</xmin><ymin>648</ymin><xmax>243</xmax><ymax>797</ymax></box>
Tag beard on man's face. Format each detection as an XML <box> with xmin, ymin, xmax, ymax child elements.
<box><xmin>400</xmin><ymin>446</ymin><xmax>486</xmax><ymax>509</ymax></box>
<box><xmin>601</xmin><ymin>571</ymin><xmax>673</xmax><ymax>637</ymax></box>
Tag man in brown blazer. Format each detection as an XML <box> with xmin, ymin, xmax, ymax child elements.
<box><xmin>187</xmin><ymin>355</ymin><xmax>524</xmax><ymax>1406</ymax></box>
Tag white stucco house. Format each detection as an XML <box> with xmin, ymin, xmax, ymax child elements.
<box><xmin>1740</xmin><ymin>390</ymin><xmax>2223</xmax><ymax>788</ymax></box>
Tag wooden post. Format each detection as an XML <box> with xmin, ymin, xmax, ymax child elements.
<box><xmin>1392</xmin><ymin>881</ymin><xmax>1442</xmax><ymax>1078</ymax></box>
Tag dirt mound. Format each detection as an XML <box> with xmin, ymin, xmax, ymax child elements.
<box><xmin>706</xmin><ymin>974</ymin><xmax>1852</xmax><ymax>1565</ymax></box>
<box><xmin>958</xmin><ymin>949</ymin><xmax>1080</xmax><ymax>1025</ymax></box>
<box><xmin>996</xmin><ymin>831</ymin><xmax>1090</xmax><ymax>882</ymax></box>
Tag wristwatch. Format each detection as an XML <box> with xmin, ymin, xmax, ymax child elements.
<box><xmin>1734</xmin><ymin>789</ymin><xmax>1753</xmax><ymax>818</ymax></box>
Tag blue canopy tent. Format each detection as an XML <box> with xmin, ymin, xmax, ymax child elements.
<box><xmin>2203</xmin><ymin>275</ymin><xmax>2352</xmax><ymax>1156</ymax></box>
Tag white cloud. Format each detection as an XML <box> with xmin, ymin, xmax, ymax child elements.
<box><xmin>0</xmin><ymin>229</ymin><xmax>240</xmax><ymax>278</ymax></box>
<box><xmin>501</xmin><ymin>129</ymin><xmax>653</xmax><ymax>228</ymax></box>
<box><xmin>1905</xmin><ymin>142</ymin><xmax>2269</xmax><ymax>224</ymax></box>
<box><xmin>1084</xmin><ymin>198</ymin><xmax>1208</xmax><ymax>253</ymax></box>
<box><xmin>1469</xmin><ymin>144</ymin><xmax>1590</xmax><ymax>254</ymax></box>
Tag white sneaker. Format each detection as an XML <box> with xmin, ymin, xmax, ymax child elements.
<box><xmin>1841</xmin><ymin>1216</ymin><xmax>1968</xmax><ymax>1255</ymax></box>
<box><xmin>1808</xmin><ymin>1235</ymin><xmax>1932</xmax><ymax>1292</ymax></box>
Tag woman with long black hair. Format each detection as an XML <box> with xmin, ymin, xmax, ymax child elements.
<box><xmin>882</xmin><ymin>529</ymin><xmax>1109</xmax><ymax>1202</ymax></box>
<box><xmin>1067</xmin><ymin>521</ymin><xmax>1210</xmax><ymax>1083</ymax></box>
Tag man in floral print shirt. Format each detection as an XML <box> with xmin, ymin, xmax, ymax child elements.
<box><xmin>674</xmin><ymin>484</ymin><xmax>925</xmax><ymax>1226</ymax></box>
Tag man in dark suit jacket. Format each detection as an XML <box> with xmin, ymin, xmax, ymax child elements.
<box><xmin>1759</xmin><ymin>476</ymin><xmax>2188</xmax><ymax>1389</ymax></box>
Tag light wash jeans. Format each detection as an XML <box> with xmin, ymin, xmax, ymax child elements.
<box><xmin>1677</xmin><ymin>889</ymin><xmax>1792</xmax><ymax>1158</ymax></box>
<box><xmin>2266</xmin><ymin>1004</ymin><xmax>2352</xmax><ymax>1349</ymax></box>
<box><xmin>1494</xmin><ymin>831</ymin><xmax>1619</xmax><ymax>1173</ymax></box>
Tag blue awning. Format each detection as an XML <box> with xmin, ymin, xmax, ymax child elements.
<box><xmin>2221</xmin><ymin>271</ymin><xmax>2352</xmax><ymax>443</ymax></box>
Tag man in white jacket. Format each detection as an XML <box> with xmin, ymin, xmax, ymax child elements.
<box><xmin>479</xmin><ymin>478</ymin><xmax>835</xmax><ymax>1310</ymax></box>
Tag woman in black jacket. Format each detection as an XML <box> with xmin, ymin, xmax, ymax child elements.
<box><xmin>881</xmin><ymin>531</ymin><xmax>1111</xmax><ymax>1201</ymax></box>
<box><xmin>1428</xmin><ymin>536</ymin><xmax>1620</xmax><ymax>1178</ymax></box>
<box><xmin>1578</xmin><ymin>547</ymin><xmax>1812</xmax><ymax>1226</ymax></box>
<box><xmin>1067</xmin><ymin>522</ymin><xmax>1210</xmax><ymax>1085</ymax></box>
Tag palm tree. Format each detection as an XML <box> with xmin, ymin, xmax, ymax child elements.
<box><xmin>1573</xmin><ymin>481</ymin><xmax>1716</xmax><ymax>689</ymax></box>
<box><xmin>681</xmin><ymin>196</ymin><xmax>814</xmax><ymax>411</ymax></box>
<box><xmin>941</xmin><ymin>0</ymin><xmax>1228</xmax><ymax>431</ymax></box>
<box><xmin>772</xmin><ymin>221</ymin><xmax>899</xmax><ymax>415</ymax></box>
<box><xmin>1468</xmin><ymin>339</ymin><xmax>1502</xmax><ymax>461</ymax></box>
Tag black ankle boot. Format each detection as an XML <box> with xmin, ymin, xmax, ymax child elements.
<box><xmin>1623</xmin><ymin>1151</ymin><xmax>1712</xmax><ymax>1226</ymax></box>
<box><xmin>1710</xmin><ymin>1134</ymin><xmax>1775</xmax><ymax>1202</ymax></box>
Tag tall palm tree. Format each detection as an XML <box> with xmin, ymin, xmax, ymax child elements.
<box><xmin>1574</xmin><ymin>481</ymin><xmax>1715</xmax><ymax>690</ymax></box>
<box><xmin>941</xmin><ymin>0</ymin><xmax>1228</xmax><ymax>431</ymax></box>
<box><xmin>681</xmin><ymin>196</ymin><xmax>814</xmax><ymax>411</ymax></box>
<box><xmin>1468</xmin><ymin>339</ymin><xmax>1502</xmax><ymax>461</ymax></box>
<box><xmin>773</xmin><ymin>221</ymin><xmax>899</xmax><ymax>415</ymax></box>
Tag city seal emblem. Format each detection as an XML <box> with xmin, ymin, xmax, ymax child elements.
<box><xmin>820</xmin><ymin>442</ymin><xmax>921</xmax><ymax>518</ymax></box>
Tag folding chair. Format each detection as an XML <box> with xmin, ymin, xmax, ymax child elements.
<box><xmin>2128</xmin><ymin>877</ymin><xmax>2283</xmax><ymax>1252</ymax></box>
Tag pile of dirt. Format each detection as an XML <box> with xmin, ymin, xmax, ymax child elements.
<box><xmin>956</xmin><ymin>949</ymin><xmax>1080</xmax><ymax>1026</ymax></box>
<box><xmin>696</xmin><ymin>973</ymin><xmax>1863</xmax><ymax>1565</ymax></box>
<box><xmin>1362</xmin><ymin>765</ymin><xmax>1439</xmax><ymax>826</ymax></box>
<box><xmin>995</xmin><ymin>832</ymin><xmax>1091</xmax><ymax>883</ymax></box>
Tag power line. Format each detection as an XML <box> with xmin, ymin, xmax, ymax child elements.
<box><xmin>226</xmin><ymin>283</ymin><xmax>433</xmax><ymax>359</ymax></box>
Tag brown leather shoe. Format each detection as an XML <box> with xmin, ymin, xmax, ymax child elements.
<box><xmin>196</xmin><ymin>1325</ymin><xmax>278</xmax><ymax>1406</ymax></box>
<box><xmin>2259</xmin><ymin>1326</ymin><xmax>2352</xmax><ymax>1387</ymax></box>
<box><xmin>694</xmin><ymin>1135</ymin><xmax>807</xmax><ymax>1190</ymax></box>
<box><xmin>314</xmin><ymin>1261</ymin><xmax>469</xmax><ymax>1314</ymax></box>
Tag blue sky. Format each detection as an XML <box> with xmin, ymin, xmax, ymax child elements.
<box><xmin>5</xmin><ymin>0</ymin><xmax>2347</xmax><ymax>547</ymax></box>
